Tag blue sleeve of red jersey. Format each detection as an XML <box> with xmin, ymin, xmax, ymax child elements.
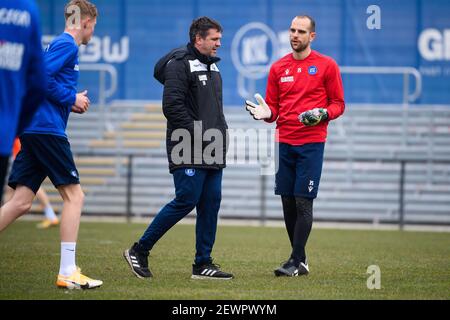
<box><xmin>45</xmin><ymin>41</ymin><xmax>77</xmax><ymax>109</ymax></box>
<box><xmin>16</xmin><ymin>1</ymin><xmax>47</xmax><ymax>135</ymax></box>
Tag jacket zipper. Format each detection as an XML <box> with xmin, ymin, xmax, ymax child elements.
<box><xmin>208</xmin><ymin>69</ymin><xmax>222</xmax><ymax>123</ymax></box>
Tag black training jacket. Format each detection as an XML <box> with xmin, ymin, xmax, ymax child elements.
<box><xmin>154</xmin><ymin>43</ymin><xmax>228</xmax><ymax>172</ymax></box>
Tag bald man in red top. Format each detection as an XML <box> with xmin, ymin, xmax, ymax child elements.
<box><xmin>246</xmin><ymin>15</ymin><xmax>345</xmax><ymax>277</ymax></box>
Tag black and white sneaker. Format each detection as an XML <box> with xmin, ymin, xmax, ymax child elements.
<box><xmin>298</xmin><ymin>261</ymin><xmax>309</xmax><ymax>275</ymax></box>
<box><xmin>274</xmin><ymin>258</ymin><xmax>309</xmax><ymax>277</ymax></box>
<box><xmin>191</xmin><ymin>261</ymin><xmax>234</xmax><ymax>280</ymax></box>
<box><xmin>123</xmin><ymin>242</ymin><xmax>152</xmax><ymax>278</ymax></box>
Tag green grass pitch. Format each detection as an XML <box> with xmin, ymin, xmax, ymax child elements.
<box><xmin>0</xmin><ymin>220</ymin><xmax>449</xmax><ymax>300</ymax></box>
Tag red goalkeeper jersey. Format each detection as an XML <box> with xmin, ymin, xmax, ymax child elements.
<box><xmin>264</xmin><ymin>50</ymin><xmax>345</xmax><ymax>145</ymax></box>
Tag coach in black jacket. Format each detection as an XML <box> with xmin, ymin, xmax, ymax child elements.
<box><xmin>154</xmin><ymin>41</ymin><xmax>228</xmax><ymax>172</ymax></box>
<box><xmin>123</xmin><ymin>17</ymin><xmax>233</xmax><ymax>280</ymax></box>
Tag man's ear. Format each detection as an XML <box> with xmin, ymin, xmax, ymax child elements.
<box><xmin>195</xmin><ymin>34</ymin><xmax>203</xmax><ymax>44</ymax></box>
<box><xmin>310</xmin><ymin>32</ymin><xmax>316</xmax><ymax>42</ymax></box>
<box><xmin>82</xmin><ymin>17</ymin><xmax>90</xmax><ymax>29</ymax></box>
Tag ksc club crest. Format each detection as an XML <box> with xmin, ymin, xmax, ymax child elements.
<box><xmin>231</xmin><ymin>22</ymin><xmax>279</xmax><ymax>80</ymax></box>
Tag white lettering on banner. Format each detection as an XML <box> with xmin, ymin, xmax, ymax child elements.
<box><xmin>0</xmin><ymin>8</ymin><xmax>30</xmax><ymax>27</ymax></box>
<box><xmin>418</xmin><ymin>29</ymin><xmax>450</xmax><ymax>61</ymax></box>
<box><xmin>81</xmin><ymin>36</ymin><xmax>129</xmax><ymax>63</ymax></box>
<box><xmin>102</xmin><ymin>36</ymin><xmax>129</xmax><ymax>63</ymax></box>
<box><xmin>419</xmin><ymin>66</ymin><xmax>442</xmax><ymax>76</ymax></box>
<box><xmin>0</xmin><ymin>41</ymin><xmax>24</xmax><ymax>71</ymax></box>
<box><xmin>42</xmin><ymin>35</ymin><xmax>130</xmax><ymax>64</ymax></box>
<box><xmin>81</xmin><ymin>36</ymin><xmax>101</xmax><ymax>62</ymax></box>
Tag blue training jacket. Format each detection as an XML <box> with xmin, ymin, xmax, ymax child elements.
<box><xmin>0</xmin><ymin>0</ymin><xmax>46</xmax><ymax>156</ymax></box>
<box><xmin>24</xmin><ymin>32</ymin><xmax>79</xmax><ymax>138</ymax></box>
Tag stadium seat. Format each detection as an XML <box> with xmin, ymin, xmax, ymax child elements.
<box><xmin>57</xmin><ymin>103</ymin><xmax>450</xmax><ymax>224</ymax></box>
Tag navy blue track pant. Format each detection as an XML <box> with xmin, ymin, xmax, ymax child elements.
<box><xmin>139</xmin><ymin>168</ymin><xmax>222</xmax><ymax>265</ymax></box>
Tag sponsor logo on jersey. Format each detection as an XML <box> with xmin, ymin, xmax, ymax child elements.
<box><xmin>189</xmin><ymin>60</ymin><xmax>220</xmax><ymax>73</ymax></box>
<box><xmin>281</xmin><ymin>76</ymin><xmax>294</xmax><ymax>83</ymax></box>
<box><xmin>189</xmin><ymin>59</ymin><xmax>208</xmax><ymax>72</ymax></box>
<box><xmin>0</xmin><ymin>8</ymin><xmax>30</xmax><ymax>27</ymax></box>
<box><xmin>74</xmin><ymin>64</ymin><xmax>79</xmax><ymax>71</ymax></box>
<box><xmin>0</xmin><ymin>41</ymin><xmax>24</xmax><ymax>71</ymax></box>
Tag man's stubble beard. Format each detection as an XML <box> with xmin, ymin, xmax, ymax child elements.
<box><xmin>291</xmin><ymin>41</ymin><xmax>309</xmax><ymax>53</ymax></box>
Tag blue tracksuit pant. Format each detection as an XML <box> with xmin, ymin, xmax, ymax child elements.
<box><xmin>139</xmin><ymin>168</ymin><xmax>222</xmax><ymax>265</ymax></box>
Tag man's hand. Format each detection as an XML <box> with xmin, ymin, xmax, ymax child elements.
<box><xmin>245</xmin><ymin>93</ymin><xmax>272</xmax><ymax>120</ymax></box>
<box><xmin>299</xmin><ymin>108</ymin><xmax>328</xmax><ymax>126</ymax></box>
<box><xmin>72</xmin><ymin>90</ymin><xmax>90</xmax><ymax>114</ymax></box>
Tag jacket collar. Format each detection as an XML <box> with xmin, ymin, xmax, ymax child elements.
<box><xmin>187</xmin><ymin>42</ymin><xmax>220</xmax><ymax>66</ymax></box>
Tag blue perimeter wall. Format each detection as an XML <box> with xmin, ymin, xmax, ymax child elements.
<box><xmin>37</xmin><ymin>0</ymin><xmax>450</xmax><ymax>106</ymax></box>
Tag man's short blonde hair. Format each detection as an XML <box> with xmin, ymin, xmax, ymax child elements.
<box><xmin>64</xmin><ymin>0</ymin><xmax>98</xmax><ymax>20</ymax></box>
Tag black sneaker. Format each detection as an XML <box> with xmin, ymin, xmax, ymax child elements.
<box><xmin>191</xmin><ymin>261</ymin><xmax>234</xmax><ymax>280</ymax></box>
<box><xmin>123</xmin><ymin>242</ymin><xmax>152</xmax><ymax>278</ymax></box>
<box><xmin>274</xmin><ymin>258</ymin><xmax>309</xmax><ymax>277</ymax></box>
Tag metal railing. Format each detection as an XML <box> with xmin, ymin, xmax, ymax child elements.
<box><xmin>79</xmin><ymin>63</ymin><xmax>118</xmax><ymax>133</ymax></box>
<box><xmin>339</xmin><ymin>66</ymin><xmax>422</xmax><ymax>104</ymax></box>
<box><xmin>340</xmin><ymin>67</ymin><xmax>423</xmax><ymax>146</ymax></box>
<box><xmin>340</xmin><ymin>156</ymin><xmax>450</xmax><ymax>228</ymax></box>
<box><xmin>110</xmin><ymin>154</ymin><xmax>450</xmax><ymax>228</ymax></box>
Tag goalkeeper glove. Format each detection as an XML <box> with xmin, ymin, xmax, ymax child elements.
<box><xmin>245</xmin><ymin>93</ymin><xmax>272</xmax><ymax>120</ymax></box>
<box><xmin>299</xmin><ymin>108</ymin><xmax>329</xmax><ymax>126</ymax></box>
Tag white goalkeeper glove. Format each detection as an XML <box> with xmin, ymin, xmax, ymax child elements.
<box><xmin>245</xmin><ymin>93</ymin><xmax>272</xmax><ymax>120</ymax></box>
<box><xmin>299</xmin><ymin>108</ymin><xmax>329</xmax><ymax>126</ymax></box>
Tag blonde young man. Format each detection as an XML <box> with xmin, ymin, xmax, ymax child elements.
<box><xmin>0</xmin><ymin>0</ymin><xmax>102</xmax><ymax>289</ymax></box>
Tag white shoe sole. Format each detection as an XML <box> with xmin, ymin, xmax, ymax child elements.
<box><xmin>57</xmin><ymin>280</ymin><xmax>102</xmax><ymax>290</ymax></box>
<box><xmin>191</xmin><ymin>275</ymin><xmax>233</xmax><ymax>280</ymax></box>
<box><xmin>274</xmin><ymin>269</ymin><xmax>298</xmax><ymax>277</ymax></box>
<box><xmin>57</xmin><ymin>281</ymin><xmax>82</xmax><ymax>290</ymax></box>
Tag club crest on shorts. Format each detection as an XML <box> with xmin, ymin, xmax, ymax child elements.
<box><xmin>71</xmin><ymin>170</ymin><xmax>79</xmax><ymax>178</ymax></box>
<box><xmin>308</xmin><ymin>180</ymin><xmax>314</xmax><ymax>192</ymax></box>
<box><xmin>185</xmin><ymin>168</ymin><xmax>195</xmax><ymax>176</ymax></box>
